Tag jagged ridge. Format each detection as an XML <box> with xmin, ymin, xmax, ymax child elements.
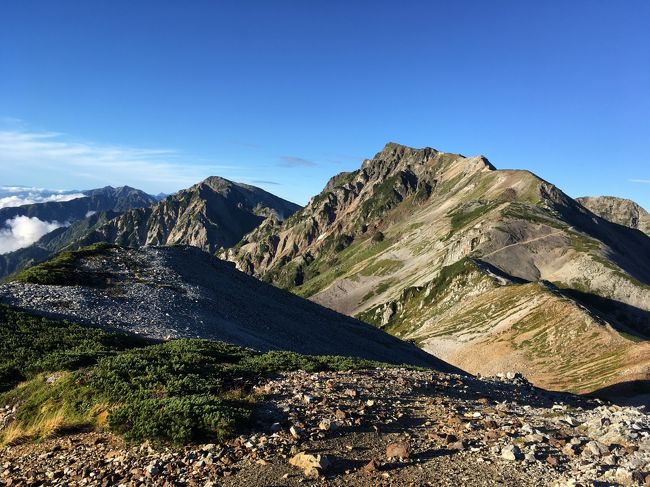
<box><xmin>226</xmin><ymin>142</ymin><xmax>650</xmax><ymax>393</ymax></box>
<box><xmin>79</xmin><ymin>177</ymin><xmax>301</xmax><ymax>253</ymax></box>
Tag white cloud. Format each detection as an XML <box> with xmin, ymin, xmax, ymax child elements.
<box><xmin>0</xmin><ymin>129</ymin><xmax>239</xmax><ymax>193</ymax></box>
<box><xmin>0</xmin><ymin>186</ymin><xmax>85</xmax><ymax>209</ymax></box>
<box><xmin>0</xmin><ymin>216</ymin><xmax>70</xmax><ymax>254</ymax></box>
<box><xmin>629</xmin><ymin>179</ymin><xmax>650</xmax><ymax>184</ymax></box>
<box><xmin>85</xmin><ymin>210</ymin><xmax>97</xmax><ymax>218</ymax></box>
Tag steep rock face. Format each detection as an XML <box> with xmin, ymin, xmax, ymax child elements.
<box><xmin>577</xmin><ymin>196</ymin><xmax>650</xmax><ymax>236</ymax></box>
<box><xmin>228</xmin><ymin>142</ymin><xmax>650</xmax><ymax>393</ymax></box>
<box><xmin>227</xmin><ymin>143</ymin><xmax>495</xmax><ymax>278</ymax></box>
<box><xmin>80</xmin><ymin>177</ymin><xmax>301</xmax><ymax>254</ymax></box>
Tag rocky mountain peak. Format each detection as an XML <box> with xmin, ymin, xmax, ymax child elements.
<box><xmin>577</xmin><ymin>195</ymin><xmax>650</xmax><ymax>236</ymax></box>
<box><xmin>227</xmin><ymin>142</ymin><xmax>650</xmax><ymax>397</ymax></box>
<box><xmin>78</xmin><ymin>178</ymin><xmax>301</xmax><ymax>253</ymax></box>
<box><xmin>359</xmin><ymin>143</ymin><xmax>495</xmax><ymax>185</ymax></box>
<box><xmin>198</xmin><ymin>175</ymin><xmax>237</xmax><ymax>191</ymax></box>
<box><xmin>362</xmin><ymin>142</ymin><xmax>439</xmax><ymax>175</ymax></box>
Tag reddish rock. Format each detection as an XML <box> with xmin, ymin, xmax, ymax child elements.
<box><xmin>386</xmin><ymin>441</ymin><xmax>410</xmax><ymax>460</ymax></box>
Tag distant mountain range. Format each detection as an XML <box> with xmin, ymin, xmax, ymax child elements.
<box><xmin>77</xmin><ymin>176</ymin><xmax>300</xmax><ymax>253</ymax></box>
<box><xmin>0</xmin><ymin>179</ymin><xmax>300</xmax><ymax>279</ymax></box>
<box><xmin>0</xmin><ymin>186</ymin><xmax>158</xmax><ymax>278</ymax></box>
<box><xmin>2</xmin><ymin>144</ymin><xmax>649</xmax><ymax>395</ymax></box>
<box><xmin>0</xmin><ymin>185</ymin><xmax>156</xmax><ymax>223</ymax></box>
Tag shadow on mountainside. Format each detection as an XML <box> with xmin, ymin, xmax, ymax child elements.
<box><xmin>0</xmin><ymin>245</ymin><xmax>464</xmax><ymax>373</ymax></box>
<box><xmin>555</xmin><ymin>195</ymin><xmax>650</xmax><ymax>285</ymax></box>
<box><xmin>589</xmin><ymin>380</ymin><xmax>650</xmax><ymax>409</ymax></box>
<box><xmin>558</xmin><ymin>287</ymin><xmax>650</xmax><ymax>340</ymax></box>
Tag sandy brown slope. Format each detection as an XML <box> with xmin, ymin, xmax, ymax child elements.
<box><xmin>227</xmin><ymin>142</ymin><xmax>650</xmax><ymax>393</ymax></box>
<box><xmin>358</xmin><ymin>259</ymin><xmax>650</xmax><ymax>393</ymax></box>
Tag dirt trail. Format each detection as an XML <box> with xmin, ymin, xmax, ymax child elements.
<box><xmin>480</xmin><ymin>230</ymin><xmax>567</xmax><ymax>259</ymax></box>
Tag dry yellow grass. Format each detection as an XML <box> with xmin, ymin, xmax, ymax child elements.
<box><xmin>27</xmin><ymin>408</ymin><xmax>66</xmax><ymax>438</ymax></box>
<box><xmin>1</xmin><ymin>423</ymin><xmax>31</xmax><ymax>446</ymax></box>
<box><xmin>89</xmin><ymin>404</ymin><xmax>110</xmax><ymax>429</ymax></box>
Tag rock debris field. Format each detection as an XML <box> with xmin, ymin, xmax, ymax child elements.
<box><xmin>2</xmin><ymin>368</ymin><xmax>650</xmax><ymax>486</ymax></box>
<box><xmin>0</xmin><ymin>246</ymin><xmax>447</xmax><ymax>369</ymax></box>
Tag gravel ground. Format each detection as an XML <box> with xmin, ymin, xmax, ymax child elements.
<box><xmin>0</xmin><ymin>246</ymin><xmax>450</xmax><ymax>369</ymax></box>
<box><xmin>2</xmin><ymin>368</ymin><xmax>650</xmax><ymax>486</ymax></box>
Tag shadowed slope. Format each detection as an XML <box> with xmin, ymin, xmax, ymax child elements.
<box><xmin>0</xmin><ymin>245</ymin><xmax>453</xmax><ymax>370</ymax></box>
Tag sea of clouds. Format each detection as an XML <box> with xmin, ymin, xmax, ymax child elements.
<box><xmin>0</xmin><ymin>186</ymin><xmax>82</xmax><ymax>254</ymax></box>
<box><xmin>0</xmin><ymin>186</ymin><xmax>85</xmax><ymax>209</ymax></box>
<box><xmin>0</xmin><ymin>216</ymin><xmax>70</xmax><ymax>254</ymax></box>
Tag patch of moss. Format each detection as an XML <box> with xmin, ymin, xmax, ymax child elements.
<box><xmin>8</xmin><ymin>243</ymin><xmax>118</xmax><ymax>286</ymax></box>
<box><xmin>448</xmin><ymin>201</ymin><xmax>499</xmax><ymax>233</ymax></box>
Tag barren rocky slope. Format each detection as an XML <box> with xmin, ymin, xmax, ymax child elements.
<box><xmin>578</xmin><ymin>196</ymin><xmax>650</xmax><ymax>237</ymax></box>
<box><xmin>227</xmin><ymin>143</ymin><xmax>650</xmax><ymax>393</ymax></box>
<box><xmin>3</xmin><ymin>368</ymin><xmax>650</xmax><ymax>486</ymax></box>
<box><xmin>0</xmin><ymin>245</ymin><xmax>445</xmax><ymax>368</ymax></box>
<box><xmin>78</xmin><ymin>177</ymin><xmax>301</xmax><ymax>253</ymax></box>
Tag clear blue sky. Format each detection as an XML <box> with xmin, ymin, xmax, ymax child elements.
<box><xmin>1</xmin><ymin>0</ymin><xmax>649</xmax><ymax>208</ymax></box>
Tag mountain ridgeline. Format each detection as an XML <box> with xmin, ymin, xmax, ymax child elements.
<box><xmin>227</xmin><ymin>142</ymin><xmax>650</xmax><ymax>393</ymax></box>
<box><xmin>0</xmin><ymin>185</ymin><xmax>156</xmax><ymax>224</ymax></box>
<box><xmin>3</xmin><ymin>143</ymin><xmax>650</xmax><ymax>395</ymax></box>
<box><xmin>77</xmin><ymin>177</ymin><xmax>301</xmax><ymax>253</ymax></box>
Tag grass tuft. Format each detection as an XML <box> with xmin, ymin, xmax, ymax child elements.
<box><xmin>0</xmin><ymin>306</ymin><xmax>391</xmax><ymax>446</ymax></box>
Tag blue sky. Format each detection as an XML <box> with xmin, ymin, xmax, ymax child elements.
<box><xmin>1</xmin><ymin>1</ymin><xmax>649</xmax><ymax>208</ymax></box>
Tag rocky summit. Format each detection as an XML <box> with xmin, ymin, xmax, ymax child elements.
<box><xmin>227</xmin><ymin>143</ymin><xmax>650</xmax><ymax>395</ymax></box>
<box><xmin>77</xmin><ymin>176</ymin><xmax>301</xmax><ymax>254</ymax></box>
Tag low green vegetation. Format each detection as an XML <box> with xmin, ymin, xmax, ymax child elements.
<box><xmin>0</xmin><ymin>305</ymin><xmax>149</xmax><ymax>392</ymax></box>
<box><xmin>448</xmin><ymin>201</ymin><xmax>498</xmax><ymax>233</ymax></box>
<box><xmin>568</xmin><ymin>232</ymin><xmax>601</xmax><ymax>253</ymax></box>
<box><xmin>360</xmin><ymin>259</ymin><xmax>403</xmax><ymax>277</ymax></box>
<box><xmin>361</xmin><ymin>279</ymin><xmax>396</xmax><ymax>303</ymax></box>
<box><xmin>358</xmin><ymin>258</ymin><xmax>479</xmax><ymax>334</ymax></box>
<box><xmin>500</xmin><ymin>203</ymin><xmax>566</xmax><ymax>230</ymax></box>
<box><xmin>284</xmin><ymin>234</ymin><xmax>394</xmax><ymax>298</ymax></box>
<box><xmin>359</xmin><ymin>174</ymin><xmax>403</xmax><ymax>220</ymax></box>
<box><xmin>8</xmin><ymin>243</ymin><xmax>117</xmax><ymax>286</ymax></box>
<box><xmin>0</xmin><ymin>306</ymin><xmax>387</xmax><ymax>446</ymax></box>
